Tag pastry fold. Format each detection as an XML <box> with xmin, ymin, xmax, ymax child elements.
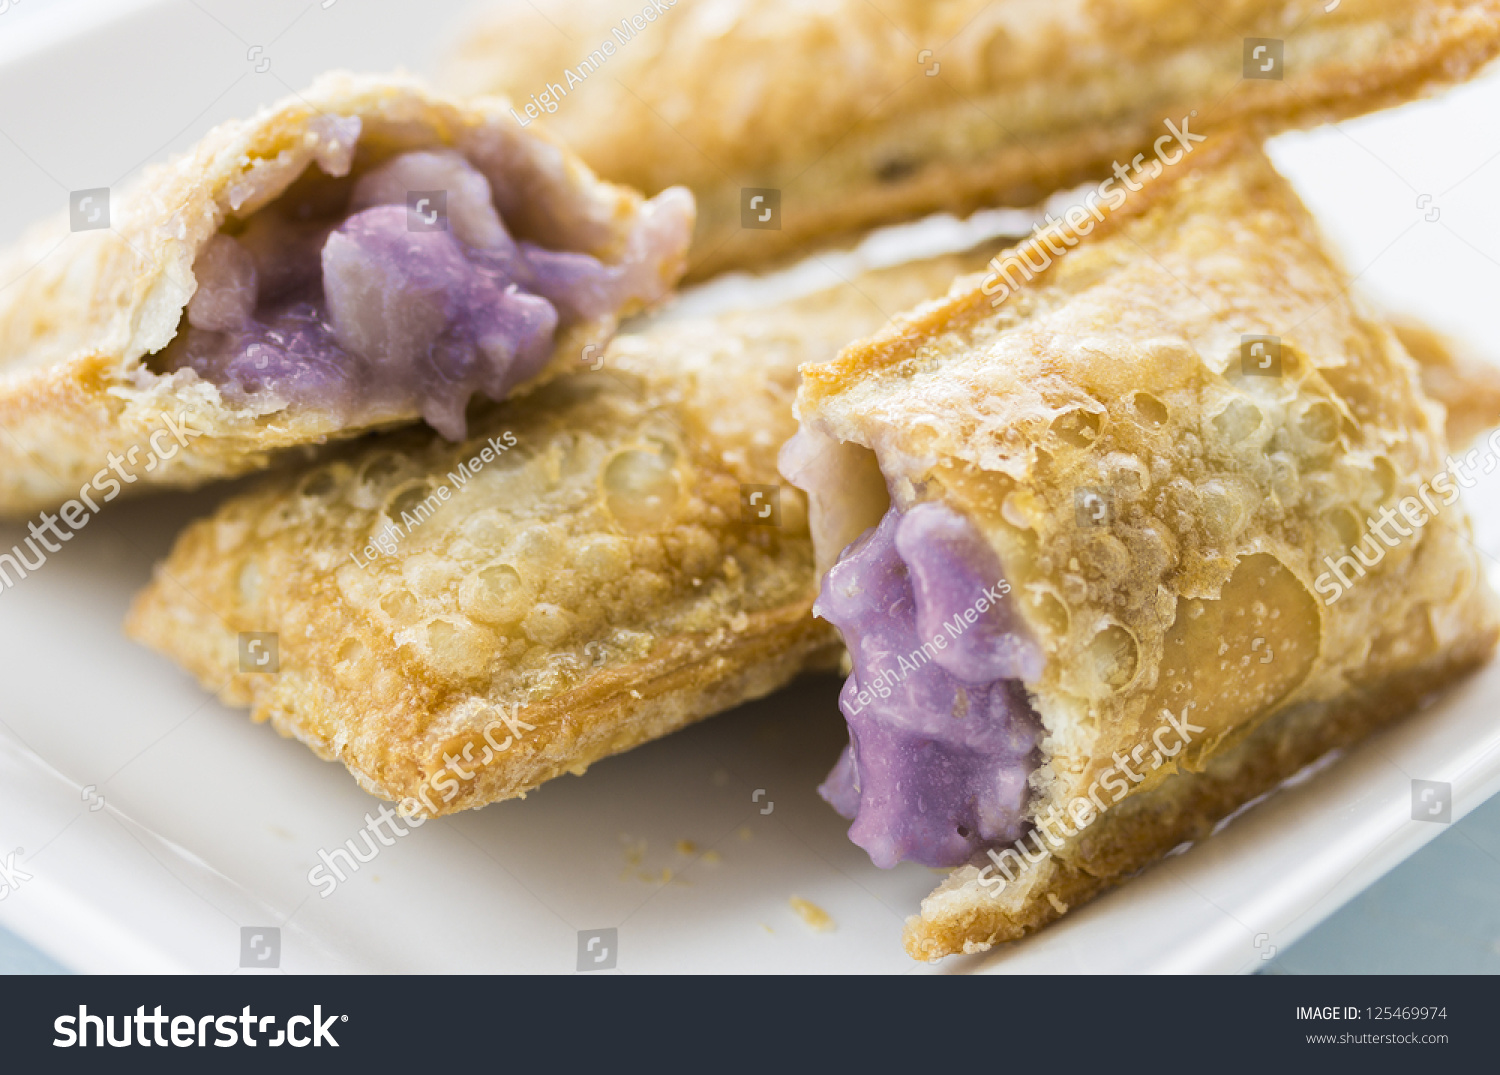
<box><xmin>445</xmin><ymin>0</ymin><xmax>1500</xmax><ymax>279</ymax></box>
<box><xmin>783</xmin><ymin>137</ymin><xmax>1500</xmax><ymax>959</ymax></box>
<box><xmin>0</xmin><ymin>71</ymin><xmax>692</xmax><ymax>517</ymax></box>
<box><xmin>123</xmin><ymin>246</ymin><xmax>992</xmax><ymax>816</ymax></box>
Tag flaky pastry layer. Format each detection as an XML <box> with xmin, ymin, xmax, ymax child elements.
<box><xmin>0</xmin><ymin>71</ymin><xmax>689</xmax><ymax>516</ymax></box>
<box><xmin>446</xmin><ymin>0</ymin><xmax>1500</xmax><ymax>278</ymax></box>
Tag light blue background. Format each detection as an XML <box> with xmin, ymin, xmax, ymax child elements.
<box><xmin>1263</xmin><ymin>792</ymin><xmax>1500</xmax><ymax>974</ymax></box>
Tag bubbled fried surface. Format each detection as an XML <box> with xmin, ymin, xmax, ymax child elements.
<box><xmin>447</xmin><ymin>0</ymin><xmax>1500</xmax><ymax>279</ymax></box>
<box><xmin>123</xmin><ymin>247</ymin><xmax>995</xmax><ymax>814</ymax></box>
<box><xmin>0</xmin><ymin>71</ymin><xmax>687</xmax><ymax>517</ymax></box>
<box><xmin>798</xmin><ymin>139</ymin><xmax>1499</xmax><ymax>957</ymax></box>
<box><xmin>902</xmin><ymin>634</ymin><xmax>1497</xmax><ymax>960</ymax></box>
<box><xmin>124</xmin><ymin>370</ymin><xmax>826</xmax><ymax>813</ymax></box>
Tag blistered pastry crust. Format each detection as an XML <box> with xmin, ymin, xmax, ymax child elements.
<box><xmin>122</xmin><ymin>248</ymin><xmax>992</xmax><ymax>814</ymax></box>
<box><xmin>795</xmin><ymin>139</ymin><xmax>1500</xmax><ymax>958</ymax></box>
<box><xmin>0</xmin><ymin>71</ymin><xmax>689</xmax><ymax>516</ymax></box>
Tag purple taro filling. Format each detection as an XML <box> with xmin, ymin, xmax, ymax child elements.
<box><xmin>165</xmin><ymin>149</ymin><xmax>673</xmax><ymax>439</ymax></box>
<box><xmin>816</xmin><ymin>501</ymin><xmax>1046</xmax><ymax>869</ymax></box>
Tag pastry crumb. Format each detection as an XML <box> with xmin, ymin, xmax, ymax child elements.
<box><xmin>789</xmin><ymin>897</ymin><xmax>835</xmax><ymax>932</ymax></box>
<box><xmin>619</xmin><ymin>835</ymin><xmax>647</xmax><ymax>879</ymax></box>
<box><xmin>649</xmin><ymin>867</ymin><xmax>686</xmax><ymax>885</ymax></box>
<box><xmin>675</xmin><ymin>839</ymin><xmax>698</xmax><ymax>855</ymax></box>
<box><xmin>736</xmin><ymin>826</ymin><xmax>752</xmax><ymax>841</ymax></box>
<box><xmin>701</xmin><ymin>849</ymin><xmax>721</xmax><ymax>864</ymax></box>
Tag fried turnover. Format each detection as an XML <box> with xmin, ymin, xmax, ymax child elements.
<box><xmin>783</xmin><ymin>137</ymin><xmax>1500</xmax><ymax>960</ymax></box>
<box><xmin>0</xmin><ymin>72</ymin><xmax>692</xmax><ymax>517</ymax></box>
<box><xmin>446</xmin><ymin>0</ymin><xmax>1500</xmax><ymax>279</ymax></box>
<box><xmin>124</xmin><ymin>246</ymin><xmax>993</xmax><ymax>816</ymax></box>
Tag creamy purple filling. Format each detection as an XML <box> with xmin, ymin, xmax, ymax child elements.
<box><xmin>165</xmin><ymin>149</ymin><xmax>675</xmax><ymax>439</ymax></box>
<box><xmin>816</xmin><ymin>501</ymin><xmax>1045</xmax><ymax>869</ymax></box>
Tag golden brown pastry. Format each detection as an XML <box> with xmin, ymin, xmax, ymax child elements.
<box><xmin>1393</xmin><ymin>318</ymin><xmax>1500</xmax><ymax>448</ymax></box>
<box><xmin>0</xmin><ymin>71</ymin><xmax>692</xmax><ymax>517</ymax></box>
<box><xmin>446</xmin><ymin>0</ymin><xmax>1500</xmax><ymax>279</ymax></box>
<box><xmin>123</xmin><ymin>245</ymin><xmax>995</xmax><ymax>817</ymax></box>
<box><xmin>782</xmin><ymin>136</ymin><xmax>1500</xmax><ymax>960</ymax></box>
